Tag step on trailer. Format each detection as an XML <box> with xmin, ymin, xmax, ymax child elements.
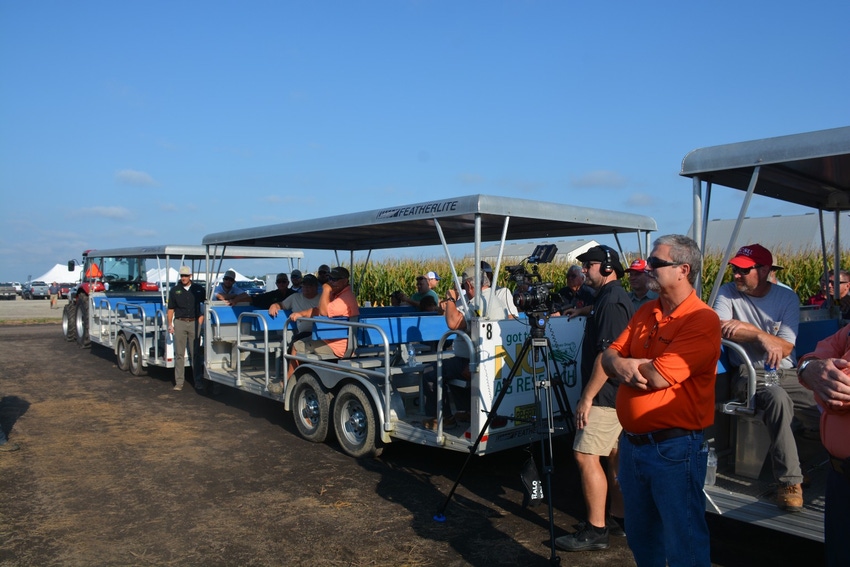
<box><xmin>63</xmin><ymin>245</ymin><xmax>304</xmax><ymax>376</ymax></box>
<box><xmin>682</xmin><ymin>125</ymin><xmax>850</xmax><ymax>542</ymax></box>
<box><xmin>201</xmin><ymin>194</ymin><xmax>656</xmax><ymax>458</ymax></box>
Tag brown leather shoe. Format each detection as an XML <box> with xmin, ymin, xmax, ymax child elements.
<box><xmin>776</xmin><ymin>483</ymin><xmax>803</xmax><ymax>512</ymax></box>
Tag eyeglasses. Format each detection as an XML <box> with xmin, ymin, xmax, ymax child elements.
<box><xmin>643</xmin><ymin>322</ymin><xmax>659</xmax><ymax>350</ymax></box>
<box><xmin>730</xmin><ymin>265</ymin><xmax>762</xmax><ymax>276</ymax></box>
<box><xmin>646</xmin><ymin>257</ymin><xmax>682</xmax><ymax>270</ymax></box>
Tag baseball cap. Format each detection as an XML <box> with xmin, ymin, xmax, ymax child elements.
<box><xmin>576</xmin><ymin>245</ymin><xmax>625</xmax><ymax>277</ymax></box>
<box><xmin>426</xmin><ymin>271</ymin><xmax>440</xmax><ymax>281</ymax></box>
<box><xmin>179</xmin><ymin>266</ymin><xmax>192</xmax><ymax>276</ymax></box>
<box><xmin>480</xmin><ymin>261</ymin><xmax>493</xmax><ymax>273</ymax></box>
<box><xmin>291</xmin><ymin>269</ymin><xmax>303</xmax><ymax>279</ymax></box>
<box><xmin>729</xmin><ymin>244</ymin><xmax>772</xmax><ymax>269</ymax></box>
<box><xmin>224</xmin><ymin>269</ymin><xmax>236</xmax><ymax>280</ymax></box>
<box><xmin>329</xmin><ymin>266</ymin><xmax>350</xmax><ymax>280</ymax></box>
<box><xmin>626</xmin><ymin>259</ymin><xmax>648</xmax><ymax>273</ymax></box>
<box><xmin>318</xmin><ymin>264</ymin><xmax>331</xmax><ymax>274</ymax></box>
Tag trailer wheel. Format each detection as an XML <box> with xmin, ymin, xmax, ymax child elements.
<box><xmin>292</xmin><ymin>373</ymin><xmax>333</xmax><ymax>443</ymax></box>
<box><xmin>63</xmin><ymin>303</ymin><xmax>77</xmax><ymax>342</ymax></box>
<box><xmin>333</xmin><ymin>383</ymin><xmax>383</xmax><ymax>458</ymax></box>
<box><xmin>128</xmin><ymin>337</ymin><xmax>145</xmax><ymax>376</ymax></box>
<box><xmin>116</xmin><ymin>334</ymin><xmax>131</xmax><ymax>372</ymax></box>
<box><xmin>75</xmin><ymin>295</ymin><xmax>90</xmax><ymax>348</ymax></box>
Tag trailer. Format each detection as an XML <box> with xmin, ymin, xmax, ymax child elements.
<box><xmin>63</xmin><ymin>245</ymin><xmax>303</xmax><ymax>376</ymax></box>
<box><xmin>682</xmin><ymin>125</ymin><xmax>850</xmax><ymax>542</ymax></box>
<box><xmin>201</xmin><ymin>194</ymin><xmax>657</xmax><ymax>458</ymax></box>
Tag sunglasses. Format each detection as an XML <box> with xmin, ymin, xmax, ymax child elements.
<box><xmin>730</xmin><ymin>265</ymin><xmax>762</xmax><ymax>276</ymax></box>
<box><xmin>328</xmin><ymin>276</ymin><xmax>341</xmax><ymax>282</ymax></box>
<box><xmin>276</xmin><ymin>280</ymin><xmax>288</xmax><ymax>284</ymax></box>
<box><xmin>646</xmin><ymin>257</ymin><xmax>682</xmax><ymax>270</ymax></box>
<box><xmin>223</xmin><ymin>277</ymin><xmax>234</xmax><ymax>281</ymax></box>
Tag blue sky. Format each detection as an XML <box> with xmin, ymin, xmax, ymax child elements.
<box><xmin>2</xmin><ymin>1</ymin><xmax>848</xmax><ymax>282</ymax></box>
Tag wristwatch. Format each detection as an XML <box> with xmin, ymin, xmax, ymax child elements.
<box><xmin>796</xmin><ymin>358</ymin><xmax>813</xmax><ymax>378</ymax></box>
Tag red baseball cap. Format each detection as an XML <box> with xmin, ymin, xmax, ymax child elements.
<box><xmin>626</xmin><ymin>259</ymin><xmax>648</xmax><ymax>272</ymax></box>
<box><xmin>729</xmin><ymin>244</ymin><xmax>773</xmax><ymax>269</ymax></box>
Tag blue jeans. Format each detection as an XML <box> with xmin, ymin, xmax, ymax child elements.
<box><xmin>826</xmin><ymin>467</ymin><xmax>850</xmax><ymax>567</ymax></box>
<box><xmin>618</xmin><ymin>431</ymin><xmax>710</xmax><ymax>567</ymax></box>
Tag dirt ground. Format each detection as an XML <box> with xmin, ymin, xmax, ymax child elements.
<box><xmin>0</xmin><ymin>321</ymin><xmax>826</xmax><ymax>567</ymax></box>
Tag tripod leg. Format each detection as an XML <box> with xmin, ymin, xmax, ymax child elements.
<box><xmin>434</xmin><ymin>336</ymin><xmax>533</xmax><ymax>520</ymax></box>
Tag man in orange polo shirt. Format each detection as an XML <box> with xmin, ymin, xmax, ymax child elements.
<box><xmin>797</xmin><ymin>330</ymin><xmax>850</xmax><ymax>567</ymax></box>
<box><xmin>601</xmin><ymin>234</ymin><xmax>720</xmax><ymax>567</ymax></box>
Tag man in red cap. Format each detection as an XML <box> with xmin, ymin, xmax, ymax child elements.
<box><xmin>712</xmin><ymin>243</ymin><xmax>816</xmax><ymax>511</ymax></box>
<box><xmin>625</xmin><ymin>259</ymin><xmax>658</xmax><ymax>309</ymax></box>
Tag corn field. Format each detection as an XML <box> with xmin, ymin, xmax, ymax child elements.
<box><xmin>345</xmin><ymin>249</ymin><xmax>850</xmax><ymax>306</ymax></box>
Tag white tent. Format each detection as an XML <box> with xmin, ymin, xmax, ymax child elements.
<box><xmin>35</xmin><ymin>263</ymin><xmax>83</xmax><ymax>284</ymax></box>
<box><xmin>145</xmin><ymin>267</ymin><xmax>180</xmax><ymax>285</ymax></box>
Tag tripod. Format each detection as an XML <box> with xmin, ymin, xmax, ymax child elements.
<box><xmin>434</xmin><ymin>316</ymin><xmax>573</xmax><ymax>566</ymax></box>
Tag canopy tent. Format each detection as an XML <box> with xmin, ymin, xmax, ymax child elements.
<box><xmin>35</xmin><ymin>263</ymin><xmax>83</xmax><ymax>284</ymax></box>
<box><xmin>145</xmin><ymin>267</ymin><xmax>180</xmax><ymax>285</ymax></box>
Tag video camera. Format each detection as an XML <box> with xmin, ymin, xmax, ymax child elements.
<box><xmin>505</xmin><ymin>244</ymin><xmax>563</xmax><ymax>318</ymax></box>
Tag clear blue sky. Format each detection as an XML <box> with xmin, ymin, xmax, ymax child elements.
<box><xmin>2</xmin><ymin>1</ymin><xmax>848</xmax><ymax>282</ymax></box>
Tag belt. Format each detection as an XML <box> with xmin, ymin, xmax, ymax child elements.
<box><xmin>176</xmin><ymin>317</ymin><xmax>197</xmax><ymax>321</ymax></box>
<box><xmin>624</xmin><ymin>428</ymin><xmax>703</xmax><ymax>446</ymax></box>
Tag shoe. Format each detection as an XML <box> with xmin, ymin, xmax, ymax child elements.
<box><xmin>776</xmin><ymin>483</ymin><xmax>803</xmax><ymax>512</ymax></box>
<box><xmin>0</xmin><ymin>442</ymin><xmax>20</xmax><ymax>453</ymax></box>
<box><xmin>423</xmin><ymin>415</ymin><xmax>457</xmax><ymax>430</ymax></box>
<box><xmin>555</xmin><ymin>524</ymin><xmax>609</xmax><ymax>552</ymax></box>
<box><xmin>574</xmin><ymin>516</ymin><xmax>625</xmax><ymax>538</ymax></box>
<box><xmin>173</xmin><ymin>384</ymin><xmax>183</xmax><ymax>391</ymax></box>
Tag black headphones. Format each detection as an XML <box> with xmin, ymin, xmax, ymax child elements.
<box><xmin>599</xmin><ymin>245</ymin><xmax>614</xmax><ymax>276</ymax></box>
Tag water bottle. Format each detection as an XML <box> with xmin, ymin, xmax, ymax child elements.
<box><xmin>407</xmin><ymin>344</ymin><xmax>417</xmax><ymax>367</ymax></box>
<box><xmin>763</xmin><ymin>364</ymin><xmax>780</xmax><ymax>388</ymax></box>
<box><xmin>705</xmin><ymin>447</ymin><xmax>717</xmax><ymax>486</ymax></box>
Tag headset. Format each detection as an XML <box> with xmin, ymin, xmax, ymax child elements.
<box><xmin>599</xmin><ymin>245</ymin><xmax>615</xmax><ymax>276</ymax></box>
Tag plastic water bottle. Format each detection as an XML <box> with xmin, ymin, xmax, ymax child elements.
<box><xmin>407</xmin><ymin>344</ymin><xmax>417</xmax><ymax>367</ymax></box>
<box><xmin>764</xmin><ymin>364</ymin><xmax>780</xmax><ymax>388</ymax></box>
<box><xmin>705</xmin><ymin>447</ymin><xmax>717</xmax><ymax>486</ymax></box>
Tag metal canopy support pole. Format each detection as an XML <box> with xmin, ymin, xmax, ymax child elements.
<box><xmin>708</xmin><ymin>166</ymin><xmax>760</xmax><ymax>308</ymax></box>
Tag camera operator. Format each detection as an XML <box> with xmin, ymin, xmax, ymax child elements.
<box><xmin>556</xmin><ymin>245</ymin><xmax>632</xmax><ymax>552</ymax></box>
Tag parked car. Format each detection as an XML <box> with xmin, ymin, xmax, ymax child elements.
<box><xmin>59</xmin><ymin>283</ymin><xmax>74</xmax><ymax>299</ymax></box>
<box><xmin>0</xmin><ymin>282</ymin><xmax>16</xmax><ymax>300</ymax></box>
<box><xmin>237</xmin><ymin>280</ymin><xmax>266</xmax><ymax>297</ymax></box>
<box><xmin>23</xmin><ymin>281</ymin><xmax>49</xmax><ymax>300</ymax></box>
<box><xmin>13</xmin><ymin>282</ymin><xmax>22</xmax><ymax>296</ymax></box>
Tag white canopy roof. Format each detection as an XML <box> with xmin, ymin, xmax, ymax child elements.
<box><xmin>35</xmin><ymin>263</ymin><xmax>82</xmax><ymax>284</ymax></box>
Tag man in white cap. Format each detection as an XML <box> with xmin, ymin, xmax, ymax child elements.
<box><xmin>167</xmin><ymin>266</ymin><xmax>206</xmax><ymax>391</ymax></box>
<box><xmin>426</xmin><ymin>271</ymin><xmax>441</xmax><ymax>292</ymax></box>
<box><xmin>214</xmin><ymin>270</ymin><xmax>250</xmax><ymax>305</ymax></box>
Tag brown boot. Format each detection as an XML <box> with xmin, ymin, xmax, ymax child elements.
<box><xmin>776</xmin><ymin>483</ymin><xmax>803</xmax><ymax>512</ymax></box>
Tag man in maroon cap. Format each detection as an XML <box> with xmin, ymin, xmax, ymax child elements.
<box><xmin>712</xmin><ymin>243</ymin><xmax>816</xmax><ymax>511</ymax></box>
<box><xmin>625</xmin><ymin>259</ymin><xmax>658</xmax><ymax>309</ymax></box>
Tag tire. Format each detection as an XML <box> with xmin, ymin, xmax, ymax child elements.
<box><xmin>292</xmin><ymin>373</ymin><xmax>333</xmax><ymax>443</ymax></box>
<box><xmin>63</xmin><ymin>303</ymin><xmax>78</xmax><ymax>342</ymax></box>
<box><xmin>129</xmin><ymin>337</ymin><xmax>145</xmax><ymax>376</ymax></box>
<box><xmin>75</xmin><ymin>295</ymin><xmax>90</xmax><ymax>348</ymax></box>
<box><xmin>333</xmin><ymin>383</ymin><xmax>383</xmax><ymax>458</ymax></box>
<box><xmin>116</xmin><ymin>334</ymin><xmax>130</xmax><ymax>372</ymax></box>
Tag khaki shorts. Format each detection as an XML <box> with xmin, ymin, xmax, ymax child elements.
<box><xmin>573</xmin><ymin>406</ymin><xmax>622</xmax><ymax>455</ymax></box>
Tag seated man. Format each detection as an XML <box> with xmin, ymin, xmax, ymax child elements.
<box><xmin>422</xmin><ymin>266</ymin><xmax>510</xmax><ymax>430</ymax></box>
<box><xmin>269</xmin><ymin>274</ymin><xmax>321</xmax><ymax>346</ymax></box>
<box><xmin>287</xmin><ymin>267</ymin><xmax>359</xmax><ymax>378</ymax></box>
<box><xmin>712</xmin><ymin>244</ymin><xmax>818</xmax><ymax>511</ymax></box>
<box><xmin>252</xmin><ymin>273</ymin><xmax>294</xmax><ymax>309</ymax></box>
<box><xmin>399</xmin><ymin>275</ymin><xmax>439</xmax><ymax>310</ymax></box>
<box><xmin>214</xmin><ymin>270</ymin><xmax>251</xmax><ymax>305</ymax></box>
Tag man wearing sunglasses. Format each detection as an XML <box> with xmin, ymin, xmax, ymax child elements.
<box><xmin>213</xmin><ymin>270</ymin><xmax>250</xmax><ymax>305</ymax></box>
<box><xmin>713</xmin><ymin>243</ymin><xmax>816</xmax><ymax>512</ymax></box>
<box><xmin>601</xmin><ymin>234</ymin><xmax>720</xmax><ymax>567</ymax></box>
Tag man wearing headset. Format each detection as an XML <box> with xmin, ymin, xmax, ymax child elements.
<box><xmin>556</xmin><ymin>245</ymin><xmax>633</xmax><ymax>552</ymax></box>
